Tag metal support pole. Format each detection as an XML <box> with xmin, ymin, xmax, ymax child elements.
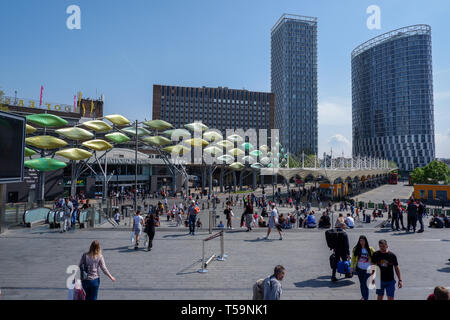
<box><xmin>209</xmin><ymin>210</ymin><xmax>213</xmax><ymax>234</ymax></box>
<box><xmin>0</xmin><ymin>184</ymin><xmax>6</xmax><ymax>234</ymax></box>
<box><xmin>217</xmin><ymin>231</ymin><xmax>227</xmax><ymax>261</ymax></box>
<box><xmin>134</xmin><ymin>120</ymin><xmax>138</xmax><ymax>213</ymax></box>
<box><xmin>198</xmin><ymin>241</ymin><xmax>208</xmax><ymax>273</ymax></box>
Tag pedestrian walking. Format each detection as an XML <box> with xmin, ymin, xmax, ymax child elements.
<box><xmin>371</xmin><ymin>239</ymin><xmax>402</xmax><ymax>300</ymax></box>
<box><xmin>391</xmin><ymin>199</ymin><xmax>400</xmax><ymax>231</ymax></box>
<box><xmin>350</xmin><ymin>235</ymin><xmax>375</xmax><ymax>300</ymax></box>
<box><xmin>144</xmin><ymin>212</ymin><xmax>156</xmax><ymax>252</ymax></box>
<box><xmin>188</xmin><ymin>200</ymin><xmax>200</xmax><ymax>235</ymax></box>
<box><xmin>132</xmin><ymin>210</ymin><xmax>144</xmax><ymax>250</ymax></box>
<box><xmin>79</xmin><ymin>240</ymin><xmax>115</xmax><ymax>300</ymax></box>
<box><xmin>60</xmin><ymin>197</ymin><xmax>74</xmax><ymax>233</ymax></box>
<box><xmin>417</xmin><ymin>200</ymin><xmax>425</xmax><ymax>233</ymax></box>
<box><xmin>245</xmin><ymin>203</ymin><xmax>254</xmax><ymax>232</ymax></box>
<box><xmin>224</xmin><ymin>204</ymin><xmax>233</xmax><ymax>229</ymax></box>
<box><xmin>264</xmin><ymin>203</ymin><xmax>283</xmax><ymax>240</ymax></box>
<box><xmin>326</xmin><ymin>224</ymin><xmax>350</xmax><ymax>282</ymax></box>
<box><xmin>114</xmin><ymin>209</ymin><xmax>120</xmax><ymax>225</ymax></box>
<box><xmin>263</xmin><ymin>265</ymin><xmax>286</xmax><ymax>300</ymax></box>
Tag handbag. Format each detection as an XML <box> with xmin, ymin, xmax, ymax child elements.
<box><xmin>79</xmin><ymin>253</ymin><xmax>88</xmax><ymax>281</ymax></box>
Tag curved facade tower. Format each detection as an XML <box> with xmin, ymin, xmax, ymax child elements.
<box><xmin>352</xmin><ymin>25</ymin><xmax>435</xmax><ymax>171</ymax></box>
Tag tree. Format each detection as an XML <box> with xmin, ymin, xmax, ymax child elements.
<box><xmin>410</xmin><ymin>167</ymin><xmax>425</xmax><ymax>184</ymax></box>
<box><xmin>410</xmin><ymin>160</ymin><xmax>450</xmax><ymax>185</ymax></box>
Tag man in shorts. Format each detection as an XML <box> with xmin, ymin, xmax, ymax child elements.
<box><xmin>132</xmin><ymin>210</ymin><xmax>144</xmax><ymax>250</ymax></box>
<box><xmin>371</xmin><ymin>239</ymin><xmax>403</xmax><ymax>300</ymax></box>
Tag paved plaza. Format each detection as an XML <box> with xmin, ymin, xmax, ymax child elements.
<box><xmin>0</xmin><ymin>222</ymin><xmax>448</xmax><ymax>300</ymax></box>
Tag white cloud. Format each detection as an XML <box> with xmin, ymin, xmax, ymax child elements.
<box><xmin>435</xmin><ymin>90</ymin><xmax>450</xmax><ymax>102</ymax></box>
<box><xmin>435</xmin><ymin>129</ymin><xmax>450</xmax><ymax>158</ymax></box>
<box><xmin>320</xmin><ymin>133</ymin><xmax>352</xmax><ymax>157</ymax></box>
<box><xmin>318</xmin><ymin>98</ymin><xmax>352</xmax><ymax>126</ymax></box>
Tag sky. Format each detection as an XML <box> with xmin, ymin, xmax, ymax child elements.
<box><xmin>1</xmin><ymin>0</ymin><xmax>449</xmax><ymax>158</ymax></box>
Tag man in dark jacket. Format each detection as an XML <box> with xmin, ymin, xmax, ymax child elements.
<box><xmin>144</xmin><ymin>213</ymin><xmax>156</xmax><ymax>252</ymax></box>
<box><xmin>406</xmin><ymin>198</ymin><xmax>418</xmax><ymax>233</ymax></box>
<box><xmin>417</xmin><ymin>200</ymin><xmax>425</xmax><ymax>233</ymax></box>
<box><xmin>391</xmin><ymin>199</ymin><xmax>400</xmax><ymax>231</ymax></box>
<box><xmin>331</xmin><ymin>225</ymin><xmax>350</xmax><ymax>282</ymax></box>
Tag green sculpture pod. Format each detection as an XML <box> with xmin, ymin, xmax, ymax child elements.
<box><xmin>250</xmin><ymin>150</ymin><xmax>262</xmax><ymax>157</ymax></box>
<box><xmin>26</xmin><ymin>113</ymin><xmax>68</xmax><ymax>127</ymax></box>
<box><xmin>24</xmin><ymin>158</ymin><xmax>67</xmax><ymax>172</ymax></box>
<box><xmin>82</xmin><ymin>120</ymin><xmax>112</xmax><ymax>132</ymax></box>
<box><xmin>242</xmin><ymin>155</ymin><xmax>256</xmax><ymax>164</ymax></box>
<box><xmin>143</xmin><ymin>120</ymin><xmax>173</xmax><ymax>131</ymax></box>
<box><xmin>259</xmin><ymin>145</ymin><xmax>270</xmax><ymax>153</ymax></box>
<box><xmin>229</xmin><ymin>162</ymin><xmax>245</xmax><ymax>171</ymax></box>
<box><xmin>162</xmin><ymin>129</ymin><xmax>175</xmax><ymax>138</ymax></box>
<box><xmin>25</xmin><ymin>147</ymin><xmax>37</xmax><ymax>157</ymax></box>
<box><xmin>105</xmin><ymin>132</ymin><xmax>131</xmax><ymax>144</ymax></box>
<box><xmin>141</xmin><ymin>136</ymin><xmax>172</xmax><ymax>146</ymax></box>
<box><xmin>216</xmin><ymin>154</ymin><xmax>234</xmax><ymax>164</ymax></box>
<box><xmin>122</xmin><ymin>126</ymin><xmax>151</xmax><ymax>136</ymax></box>
<box><xmin>184</xmin><ymin>122</ymin><xmax>208</xmax><ymax>132</ymax></box>
<box><xmin>162</xmin><ymin>145</ymin><xmax>190</xmax><ymax>155</ymax></box>
<box><xmin>56</xmin><ymin>148</ymin><xmax>93</xmax><ymax>160</ymax></box>
<box><xmin>250</xmin><ymin>163</ymin><xmax>262</xmax><ymax>170</ymax></box>
<box><xmin>227</xmin><ymin>134</ymin><xmax>244</xmax><ymax>143</ymax></box>
<box><xmin>183</xmin><ymin>138</ymin><xmax>209</xmax><ymax>148</ymax></box>
<box><xmin>204</xmin><ymin>146</ymin><xmax>222</xmax><ymax>157</ymax></box>
<box><xmin>55</xmin><ymin>127</ymin><xmax>94</xmax><ymax>140</ymax></box>
<box><xmin>260</xmin><ymin>157</ymin><xmax>271</xmax><ymax>166</ymax></box>
<box><xmin>104</xmin><ymin>114</ymin><xmax>131</xmax><ymax>126</ymax></box>
<box><xmin>82</xmin><ymin>139</ymin><xmax>113</xmax><ymax>151</ymax></box>
<box><xmin>170</xmin><ymin>129</ymin><xmax>191</xmax><ymax>140</ymax></box>
<box><xmin>241</xmin><ymin>142</ymin><xmax>254</xmax><ymax>151</ymax></box>
<box><xmin>26</xmin><ymin>135</ymin><xmax>68</xmax><ymax>149</ymax></box>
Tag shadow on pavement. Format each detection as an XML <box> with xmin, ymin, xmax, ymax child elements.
<box><xmin>391</xmin><ymin>232</ymin><xmax>413</xmax><ymax>236</ymax></box>
<box><xmin>176</xmin><ymin>259</ymin><xmax>203</xmax><ymax>275</ymax></box>
<box><xmin>437</xmin><ymin>267</ymin><xmax>450</xmax><ymax>273</ymax></box>
<box><xmin>374</xmin><ymin>229</ymin><xmax>392</xmax><ymax>233</ymax></box>
<box><xmin>294</xmin><ymin>277</ymin><xmax>354</xmax><ymax>288</ymax></box>
<box><xmin>243</xmin><ymin>238</ymin><xmax>275</xmax><ymax>243</ymax></box>
<box><xmin>163</xmin><ymin>233</ymin><xmax>191</xmax><ymax>238</ymax></box>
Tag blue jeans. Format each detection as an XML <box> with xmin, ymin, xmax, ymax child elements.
<box><xmin>376</xmin><ymin>280</ymin><xmax>396</xmax><ymax>298</ymax></box>
<box><xmin>189</xmin><ymin>215</ymin><xmax>197</xmax><ymax>234</ymax></box>
<box><xmin>356</xmin><ymin>267</ymin><xmax>370</xmax><ymax>300</ymax></box>
<box><xmin>82</xmin><ymin>278</ymin><xmax>100</xmax><ymax>300</ymax></box>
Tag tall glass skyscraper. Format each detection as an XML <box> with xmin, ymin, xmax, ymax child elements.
<box><xmin>352</xmin><ymin>25</ymin><xmax>435</xmax><ymax>172</ymax></box>
<box><xmin>271</xmin><ymin>14</ymin><xmax>318</xmax><ymax>156</ymax></box>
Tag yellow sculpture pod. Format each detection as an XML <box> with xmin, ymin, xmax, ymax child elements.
<box><xmin>122</xmin><ymin>126</ymin><xmax>151</xmax><ymax>136</ymax></box>
<box><xmin>26</xmin><ymin>113</ymin><xmax>68</xmax><ymax>127</ymax></box>
<box><xmin>227</xmin><ymin>134</ymin><xmax>244</xmax><ymax>143</ymax></box>
<box><xmin>162</xmin><ymin>129</ymin><xmax>175</xmax><ymax>138</ymax></box>
<box><xmin>26</xmin><ymin>136</ymin><xmax>68</xmax><ymax>149</ymax></box>
<box><xmin>184</xmin><ymin>138</ymin><xmax>209</xmax><ymax>148</ymax></box>
<box><xmin>184</xmin><ymin>122</ymin><xmax>208</xmax><ymax>132</ymax></box>
<box><xmin>26</xmin><ymin>124</ymin><xmax>37</xmax><ymax>134</ymax></box>
<box><xmin>104</xmin><ymin>114</ymin><xmax>131</xmax><ymax>126</ymax></box>
<box><xmin>55</xmin><ymin>127</ymin><xmax>94</xmax><ymax>140</ymax></box>
<box><xmin>228</xmin><ymin>148</ymin><xmax>244</xmax><ymax>156</ymax></box>
<box><xmin>82</xmin><ymin>139</ymin><xmax>113</xmax><ymax>151</ymax></box>
<box><xmin>105</xmin><ymin>132</ymin><xmax>131</xmax><ymax>144</ymax></box>
<box><xmin>56</xmin><ymin>148</ymin><xmax>93</xmax><ymax>160</ymax></box>
<box><xmin>170</xmin><ymin>128</ymin><xmax>191</xmax><ymax>140</ymax></box>
<box><xmin>25</xmin><ymin>147</ymin><xmax>37</xmax><ymax>157</ymax></box>
<box><xmin>143</xmin><ymin>120</ymin><xmax>173</xmax><ymax>131</ymax></box>
<box><xmin>229</xmin><ymin>162</ymin><xmax>245</xmax><ymax>170</ymax></box>
<box><xmin>24</xmin><ymin>158</ymin><xmax>67</xmax><ymax>172</ymax></box>
<box><xmin>203</xmin><ymin>146</ymin><xmax>222</xmax><ymax>156</ymax></box>
<box><xmin>215</xmin><ymin>140</ymin><xmax>234</xmax><ymax>149</ymax></box>
<box><xmin>203</xmin><ymin>130</ymin><xmax>223</xmax><ymax>142</ymax></box>
<box><xmin>142</xmin><ymin>136</ymin><xmax>172</xmax><ymax>146</ymax></box>
<box><xmin>82</xmin><ymin>120</ymin><xmax>112</xmax><ymax>132</ymax></box>
<box><xmin>163</xmin><ymin>145</ymin><xmax>191</xmax><ymax>155</ymax></box>
<box><xmin>259</xmin><ymin>145</ymin><xmax>270</xmax><ymax>153</ymax></box>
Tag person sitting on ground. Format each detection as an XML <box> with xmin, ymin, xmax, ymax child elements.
<box><xmin>443</xmin><ymin>214</ymin><xmax>450</xmax><ymax>228</ymax></box>
<box><xmin>305</xmin><ymin>212</ymin><xmax>317</xmax><ymax>228</ymax></box>
<box><xmin>217</xmin><ymin>221</ymin><xmax>225</xmax><ymax>229</ymax></box>
<box><xmin>336</xmin><ymin>213</ymin><xmax>346</xmax><ymax>228</ymax></box>
<box><xmin>345</xmin><ymin>213</ymin><xmax>355</xmax><ymax>229</ymax></box>
<box><xmin>196</xmin><ymin>218</ymin><xmax>202</xmax><ymax>228</ymax></box>
<box><xmin>318</xmin><ymin>212</ymin><xmax>331</xmax><ymax>229</ymax></box>
<box><xmin>429</xmin><ymin>213</ymin><xmax>444</xmax><ymax>228</ymax></box>
<box><xmin>427</xmin><ymin>286</ymin><xmax>449</xmax><ymax>300</ymax></box>
<box><xmin>278</xmin><ymin>214</ymin><xmax>286</xmax><ymax>226</ymax></box>
<box><xmin>258</xmin><ymin>216</ymin><xmax>267</xmax><ymax>227</ymax></box>
<box><xmin>289</xmin><ymin>213</ymin><xmax>296</xmax><ymax>224</ymax></box>
<box><xmin>261</xmin><ymin>206</ymin><xmax>268</xmax><ymax>218</ymax></box>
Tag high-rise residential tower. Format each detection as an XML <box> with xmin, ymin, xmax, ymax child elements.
<box><xmin>352</xmin><ymin>25</ymin><xmax>435</xmax><ymax>171</ymax></box>
<box><xmin>271</xmin><ymin>14</ymin><xmax>318</xmax><ymax>156</ymax></box>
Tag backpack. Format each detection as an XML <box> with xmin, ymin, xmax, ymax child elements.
<box><xmin>337</xmin><ymin>260</ymin><xmax>351</xmax><ymax>274</ymax></box>
<box><xmin>325</xmin><ymin>229</ymin><xmax>340</xmax><ymax>250</ymax></box>
<box><xmin>252</xmin><ymin>279</ymin><xmax>265</xmax><ymax>300</ymax></box>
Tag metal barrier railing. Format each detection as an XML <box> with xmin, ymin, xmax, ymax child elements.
<box><xmin>198</xmin><ymin>230</ymin><xmax>227</xmax><ymax>273</ymax></box>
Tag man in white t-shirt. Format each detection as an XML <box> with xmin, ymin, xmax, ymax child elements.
<box><xmin>264</xmin><ymin>203</ymin><xmax>283</xmax><ymax>240</ymax></box>
<box><xmin>345</xmin><ymin>213</ymin><xmax>355</xmax><ymax>229</ymax></box>
<box><xmin>132</xmin><ymin>210</ymin><xmax>144</xmax><ymax>249</ymax></box>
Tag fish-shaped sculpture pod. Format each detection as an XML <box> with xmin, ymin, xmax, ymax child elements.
<box><xmin>215</xmin><ymin>140</ymin><xmax>234</xmax><ymax>149</ymax></box>
<box><xmin>183</xmin><ymin>138</ymin><xmax>209</xmax><ymax>148</ymax></box>
<box><xmin>162</xmin><ymin>145</ymin><xmax>190</xmax><ymax>155</ymax></box>
<box><xmin>227</xmin><ymin>148</ymin><xmax>244</xmax><ymax>157</ymax></box>
<box><xmin>25</xmin><ymin>147</ymin><xmax>37</xmax><ymax>157</ymax></box>
<box><xmin>141</xmin><ymin>136</ymin><xmax>172</xmax><ymax>146</ymax></box>
<box><xmin>229</xmin><ymin>162</ymin><xmax>245</xmax><ymax>171</ymax></box>
<box><xmin>56</xmin><ymin>148</ymin><xmax>93</xmax><ymax>160</ymax></box>
<box><xmin>55</xmin><ymin>127</ymin><xmax>94</xmax><ymax>140</ymax></box>
<box><xmin>241</xmin><ymin>142</ymin><xmax>254</xmax><ymax>152</ymax></box>
<box><xmin>203</xmin><ymin>130</ymin><xmax>223</xmax><ymax>142</ymax></box>
<box><xmin>26</xmin><ymin>114</ymin><xmax>68</xmax><ymax>127</ymax></box>
<box><xmin>250</xmin><ymin>163</ymin><xmax>262</xmax><ymax>170</ymax></box>
<box><xmin>250</xmin><ymin>150</ymin><xmax>262</xmax><ymax>157</ymax></box>
<box><xmin>24</xmin><ymin>158</ymin><xmax>67</xmax><ymax>172</ymax></box>
<box><xmin>242</xmin><ymin>155</ymin><xmax>256</xmax><ymax>164</ymax></box>
<box><xmin>170</xmin><ymin>128</ymin><xmax>191</xmax><ymax>140</ymax></box>
<box><xmin>25</xmin><ymin>136</ymin><xmax>68</xmax><ymax>149</ymax></box>
<box><xmin>203</xmin><ymin>146</ymin><xmax>222</xmax><ymax>157</ymax></box>
<box><xmin>162</xmin><ymin>129</ymin><xmax>175</xmax><ymax>138</ymax></box>
<box><xmin>121</xmin><ymin>126</ymin><xmax>151</xmax><ymax>136</ymax></box>
<box><xmin>216</xmin><ymin>154</ymin><xmax>234</xmax><ymax>165</ymax></box>
<box><xmin>82</xmin><ymin>120</ymin><xmax>112</xmax><ymax>132</ymax></box>
<box><xmin>184</xmin><ymin>122</ymin><xmax>208</xmax><ymax>132</ymax></box>
<box><xmin>105</xmin><ymin>132</ymin><xmax>131</xmax><ymax>144</ymax></box>
<box><xmin>227</xmin><ymin>134</ymin><xmax>244</xmax><ymax>143</ymax></box>
<box><xmin>104</xmin><ymin>114</ymin><xmax>131</xmax><ymax>126</ymax></box>
<box><xmin>82</xmin><ymin>139</ymin><xmax>113</xmax><ymax>151</ymax></box>
<box><xmin>259</xmin><ymin>145</ymin><xmax>270</xmax><ymax>153</ymax></box>
<box><xmin>143</xmin><ymin>120</ymin><xmax>173</xmax><ymax>131</ymax></box>
<box><xmin>26</xmin><ymin>124</ymin><xmax>37</xmax><ymax>134</ymax></box>
<box><xmin>260</xmin><ymin>157</ymin><xmax>271</xmax><ymax>166</ymax></box>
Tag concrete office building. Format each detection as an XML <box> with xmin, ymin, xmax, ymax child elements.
<box><xmin>271</xmin><ymin>14</ymin><xmax>318</xmax><ymax>156</ymax></box>
<box><xmin>352</xmin><ymin>25</ymin><xmax>435</xmax><ymax>172</ymax></box>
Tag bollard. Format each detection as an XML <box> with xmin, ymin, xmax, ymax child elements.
<box><xmin>202</xmin><ymin>203</ymin><xmax>205</xmax><ymax>210</ymax></box>
<box><xmin>217</xmin><ymin>231</ymin><xmax>227</xmax><ymax>261</ymax></box>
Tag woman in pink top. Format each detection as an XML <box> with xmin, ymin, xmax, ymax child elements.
<box><xmin>79</xmin><ymin>240</ymin><xmax>115</xmax><ymax>300</ymax></box>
